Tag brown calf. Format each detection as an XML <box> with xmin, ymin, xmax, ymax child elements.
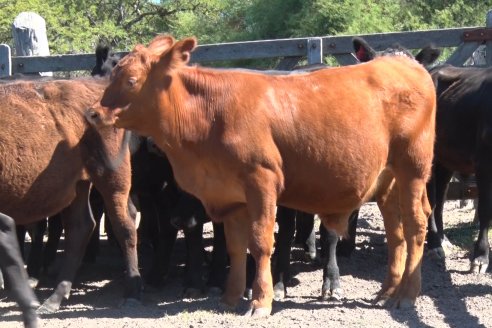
<box><xmin>95</xmin><ymin>35</ymin><xmax>436</xmax><ymax>316</ymax></box>
<box><xmin>0</xmin><ymin>78</ymin><xmax>140</xmax><ymax>314</ymax></box>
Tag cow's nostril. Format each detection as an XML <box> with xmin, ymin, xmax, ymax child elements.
<box><xmin>89</xmin><ymin>110</ymin><xmax>99</xmax><ymax>119</ymax></box>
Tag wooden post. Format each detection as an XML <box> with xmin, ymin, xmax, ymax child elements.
<box><xmin>0</xmin><ymin>44</ymin><xmax>12</xmax><ymax>77</ymax></box>
<box><xmin>486</xmin><ymin>9</ymin><xmax>492</xmax><ymax>66</ymax></box>
<box><xmin>307</xmin><ymin>37</ymin><xmax>323</xmax><ymax>64</ymax></box>
<box><xmin>12</xmin><ymin>12</ymin><xmax>52</xmax><ymax>76</ymax></box>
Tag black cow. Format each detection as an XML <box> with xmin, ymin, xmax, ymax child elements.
<box><xmin>426</xmin><ymin>64</ymin><xmax>492</xmax><ymax>273</ymax></box>
<box><xmin>271</xmin><ymin>207</ymin><xmax>359</xmax><ymax>301</ymax></box>
<box><xmin>14</xmin><ymin>189</ymin><xmax>104</xmax><ymax>288</ymax></box>
<box><xmin>272</xmin><ymin>207</ymin><xmax>316</xmax><ymax>300</ymax></box>
<box><xmin>91</xmin><ymin>43</ymin><xmax>121</xmax><ymax>77</ymax></box>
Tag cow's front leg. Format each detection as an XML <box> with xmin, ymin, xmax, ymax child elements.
<box><xmin>221</xmin><ymin>207</ymin><xmax>250</xmax><ymax>309</ymax></box>
<box><xmin>243</xmin><ymin>168</ymin><xmax>278</xmax><ymax>318</ymax></box>
<box><xmin>104</xmin><ymin>194</ymin><xmax>141</xmax><ymax>304</ymax></box>
<box><xmin>95</xmin><ymin>155</ymin><xmax>142</xmax><ymax>305</ymax></box>
<box><xmin>38</xmin><ymin>181</ymin><xmax>94</xmax><ymax>314</ymax></box>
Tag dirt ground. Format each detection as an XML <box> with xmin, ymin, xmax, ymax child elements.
<box><xmin>1</xmin><ymin>200</ymin><xmax>491</xmax><ymax>328</ymax></box>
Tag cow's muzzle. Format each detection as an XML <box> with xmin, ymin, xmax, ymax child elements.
<box><xmin>85</xmin><ymin>105</ymin><xmax>120</xmax><ymax>127</ymax></box>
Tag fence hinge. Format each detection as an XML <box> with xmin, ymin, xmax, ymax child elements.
<box><xmin>462</xmin><ymin>28</ymin><xmax>492</xmax><ymax>42</ymax></box>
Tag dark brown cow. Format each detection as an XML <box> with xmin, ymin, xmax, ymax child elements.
<box><xmin>93</xmin><ymin>35</ymin><xmax>436</xmax><ymax>316</ymax></box>
<box><xmin>0</xmin><ymin>78</ymin><xmax>141</xmax><ymax>316</ymax></box>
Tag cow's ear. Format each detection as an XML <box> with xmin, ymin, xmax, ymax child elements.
<box><xmin>353</xmin><ymin>37</ymin><xmax>376</xmax><ymax>62</ymax></box>
<box><xmin>171</xmin><ymin>37</ymin><xmax>197</xmax><ymax>65</ymax></box>
<box><xmin>415</xmin><ymin>45</ymin><xmax>441</xmax><ymax>66</ymax></box>
<box><xmin>148</xmin><ymin>35</ymin><xmax>175</xmax><ymax>56</ymax></box>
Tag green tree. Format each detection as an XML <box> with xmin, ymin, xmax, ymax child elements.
<box><xmin>0</xmin><ymin>0</ymin><xmax>222</xmax><ymax>54</ymax></box>
<box><xmin>398</xmin><ymin>0</ymin><xmax>492</xmax><ymax>30</ymax></box>
<box><xmin>1</xmin><ymin>0</ymin><xmax>492</xmax><ymax>59</ymax></box>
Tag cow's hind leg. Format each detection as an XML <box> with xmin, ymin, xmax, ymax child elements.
<box><xmin>206</xmin><ymin>222</ymin><xmax>228</xmax><ymax>293</ymax></box>
<box><xmin>43</xmin><ymin>214</ymin><xmax>62</xmax><ymax>276</ymax></box>
<box><xmin>38</xmin><ymin>181</ymin><xmax>95</xmax><ymax>314</ymax></box>
<box><xmin>295</xmin><ymin>211</ymin><xmax>317</xmax><ymax>261</ymax></box>
<box><xmin>0</xmin><ymin>212</ymin><xmax>39</xmax><ymax>327</ymax></box>
<box><xmin>337</xmin><ymin>209</ymin><xmax>359</xmax><ymax>257</ymax></box>
<box><xmin>272</xmin><ymin>206</ymin><xmax>296</xmax><ymax>301</ymax></box>
<box><xmin>376</xmin><ymin>168</ymin><xmax>429</xmax><ymax>308</ymax></box>
<box><xmin>319</xmin><ymin>219</ymin><xmax>342</xmax><ymax>301</ymax></box>
<box><xmin>26</xmin><ymin>220</ymin><xmax>47</xmax><ymax>287</ymax></box>
<box><xmin>426</xmin><ymin>162</ymin><xmax>453</xmax><ymax>260</ymax></box>
<box><xmin>471</xmin><ymin>157</ymin><xmax>492</xmax><ymax>273</ymax></box>
<box><xmin>183</xmin><ymin>223</ymin><xmax>206</xmax><ymax>297</ymax></box>
<box><xmin>395</xmin><ymin>177</ymin><xmax>429</xmax><ymax>308</ymax></box>
<box><xmin>374</xmin><ymin>170</ymin><xmax>406</xmax><ymax>306</ymax></box>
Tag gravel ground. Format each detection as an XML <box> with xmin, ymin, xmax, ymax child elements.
<box><xmin>1</xmin><ymin>200</ymin><xmax>491</xmax><ymax>328</ymax></box>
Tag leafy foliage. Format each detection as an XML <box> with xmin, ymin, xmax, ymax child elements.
<box><xmin>0</xmin><ymin>0</ymin><xmax>222</xmax><ymax>53</ymax></box>
<box><xmin>0</xmin><ymin>0</ymin><xmax>491</xmax><ymax>59</ymax></box>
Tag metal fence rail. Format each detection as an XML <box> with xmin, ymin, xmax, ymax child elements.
<box><xmin>1</xmin><ymin>9</ymin><xmax>492</xmax><ymax>77</ymax></box>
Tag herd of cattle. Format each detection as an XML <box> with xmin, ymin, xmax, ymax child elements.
<box><xmin>0</xmin><ymin>34</ymin><xmax>490</xmax><ymax>328</ymax></box>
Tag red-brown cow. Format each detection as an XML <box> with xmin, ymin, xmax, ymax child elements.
<box><xmin>0</xmin><ymin>78</ymin><xmax>141</xmax><ymax>318</ymax></box>
<box><xmin>93</xmin><ymin>35</ymin><xmax>436</xmax><ymax>317</ymax></box>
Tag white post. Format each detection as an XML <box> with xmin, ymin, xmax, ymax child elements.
<box><xmin>0</xmin><ymin>44</ymin><xmax>12</xmax><ymax>77</ymax></box>
<box><xmin>12</xmin><ymin>12</ymin><xmax>52</xmax><ymax>76</ymax></box>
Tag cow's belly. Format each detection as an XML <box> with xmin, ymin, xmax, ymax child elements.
<box><xmin>279</xmin><ymin>158</ymin><xmax>385</xmax><ymax>214</ymax></box>
<box><xmin>435</xmin><ymin>146</ymin><xmax>475</xmax><ymax>175</ymax></box>
<box><xmin>275</xmin><ymin>126</ymin><xmax>388</xmax><ymax>214</ymax></box>
<box><xmin>170</xmin><ymin>145</ymin><xmax>386</xmax><ymax>220</ymax></box>
<box><xmin>0</xmin><ymin>185</ymin><xmax>78</xmax><ymax>225</ymax></box>
<box><xmin>0</xmin><ymin>139</ymin><xmax>83</xmax><ymax>224</ymax></box>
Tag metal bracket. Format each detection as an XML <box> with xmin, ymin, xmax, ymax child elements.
<box><xmin>462</xmin><ymin>28</ymin><xmax>492</xmax><ymax>42</ymax></box>
<box><xmin>307</xmin><ymin>37</ymin><xmax>323</xmax><ymax>64</ymax></box>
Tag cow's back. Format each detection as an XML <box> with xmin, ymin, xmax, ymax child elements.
<box><xmin>431</xmin><ymin>66</ymin><xmax>492</xmax><ymax>172</ymax></box>
<box><xmin>0</xmin><ymin>79</ymin><xmax>107</xmax><ymax>223</ymax></box>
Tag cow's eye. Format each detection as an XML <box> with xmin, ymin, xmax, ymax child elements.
<box><xmin>128</xmin><ymin>77</ymin><xmax>137</xmax><ymax>87</ymax></box>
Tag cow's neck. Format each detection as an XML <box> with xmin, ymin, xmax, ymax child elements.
<box><xmin>157</xmin><ymin>67</ymin><xmax>227</xmax><ymax>150</ymax></box>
